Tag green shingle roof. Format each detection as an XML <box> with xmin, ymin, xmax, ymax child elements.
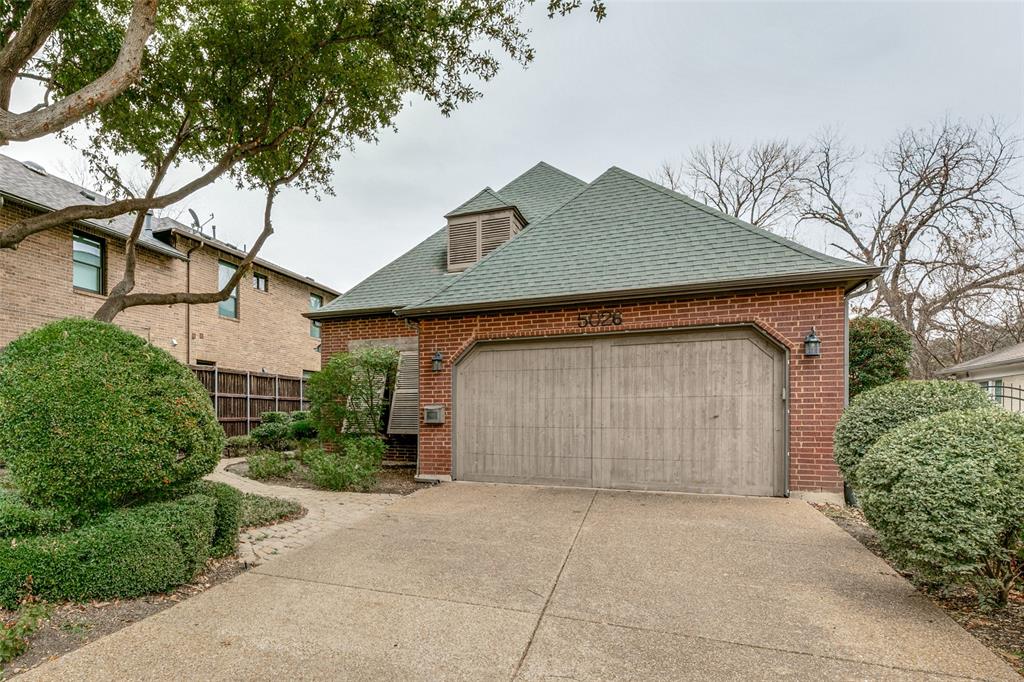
<box><xmin>496</xmin><ymin>161</ymin><xmax>588</xmax><ymax>222</ymax></box>
<box><xmin>401</xmin><ymin>167</ymin><xmax>879</xmax><ymax>315</ymax></box>
<box><xmin>312</xmin><ymin>162</ymin><xmax>587</xmax><ymax>317</ymax></box>
<box><xmin>312</xmin><ymin>162</ymin><xmax>880</xmax><ymax>320</ymax></box>
<box><xmin>445</xmin><ymin>187</ymin><xmax>511</xmax><ymax>218</ymax></box>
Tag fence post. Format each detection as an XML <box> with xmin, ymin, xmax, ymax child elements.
<box><xmin>245</xmin><ymin>371</ymin><xmax>251</xmax><ymax>434</ymax></box>
<box><xmin>213</xmin><ymin>366</ymin><xmax>219</xmax><ymax>424</ymax></box>
<box><xmin>274</xmin><ymin>373</ymin><xmax>280</xmax><ymax>412</ymax></box>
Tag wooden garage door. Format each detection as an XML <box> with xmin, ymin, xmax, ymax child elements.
<box><xmin>454</xmin><ymin>328</ymin><xmax>786</xmax><ymax>496</ymax></box>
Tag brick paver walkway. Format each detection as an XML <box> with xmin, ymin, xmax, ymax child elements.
<box><xmin>207</xmin><ymin>458</ymin><xmax>399</xmax><ymax>566</ymax></box>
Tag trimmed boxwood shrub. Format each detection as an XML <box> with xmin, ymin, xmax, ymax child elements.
<box><xmin>0</xmin><ymin>492</ymin><xmax>74</xmax><ymax>538</ymax></box>
<box><xmin>288</xmin><ymin>418</ymin><xmax>318</xmax><ymax>440</ymax></box>
<box><xmin>0</xmin><ymin>319</ymin><xmax>224</xmax><ymax>515</ymax></box>
<box><xmin>190</xmin><ymin>481</ymin><xmax>242</xmax><ymax>558</ymax></box>
<box><xmin>0</xmin><ymin>494</ymin><xmax>217</xmax><ymax>608</ymax></box>
<box><xmin>849</xmin><ymin>317</ymin><xmax>912</xmax><ymax>398</ymax></box>
<box><xmin>259</xmin><ymin>411</ymin><xmax>290</xmax><ymax>425</ymax></box>
<box><xmin>289</xmin><ymin>410</ymin><xmax>310</xmax><ymax>422</ymax></box>
<box><xmin>858</xmin><ymin>409</ymin><xmax>1024</xmax><ymax>606</ymax></box>
<box><xmin>250</xmin><ymin>422</ymin><xmax>291</xmax><ymax>451</ymax></box>
<box><xmin>833</xmin><ymin>380</ymin><xmax>992</xmax><ymax>485</ymax></box>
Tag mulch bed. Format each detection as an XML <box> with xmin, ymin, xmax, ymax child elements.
<box><xmin>228</xmin><ymin>460</ymin><xmax>431</xmax><ymax>496</ymax></box>
<box><xmin>814</xmin><ymin>503</ymin><xmax>1024</xmax><ymax>676</ymax></box>
<box><xmin>1</xmin><ymin>558</ymin><xmax>246</xmax><ymax>677</ymax></box>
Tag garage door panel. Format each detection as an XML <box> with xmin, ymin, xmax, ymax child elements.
<box><xmin>455</xmin><ymin>345</ymin><xmax>592</xmax><ymax>486</ymax></box>
<box><xmin>455</xmin><ymin>329</ymin><xmax>784</xmax><ymax>496</ymax></box>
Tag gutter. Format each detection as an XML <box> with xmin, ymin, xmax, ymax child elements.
<box><xmin>395</xmin><ymin>266</ymin><xmax>885</xmax><ymax>319</ymax></box>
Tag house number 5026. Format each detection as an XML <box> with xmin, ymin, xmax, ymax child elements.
<box><xmin>578</xmin><ymin>311</ymin><xmax>623</xmax><ymax>328</ymax></box>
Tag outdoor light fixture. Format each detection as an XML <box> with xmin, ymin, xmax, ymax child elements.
<box><xmin>432</xmin><ymin>351</ymin><xmax>444</xmax><ymax>372</ymax></box>
<box><xmin>804</xmin><ymin>328</ymin><xmax>821</xmax><ymax>357</ymax></box>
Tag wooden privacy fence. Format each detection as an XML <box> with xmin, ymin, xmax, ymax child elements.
<box><xmin>190</xmin><ymin>366</ymin><xmax>310</xmax><ymax>437</ymax></box>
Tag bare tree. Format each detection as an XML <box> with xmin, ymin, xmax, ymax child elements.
<box><xmin>654</xmin><ymin>139</ymin><xmax>809</xmax><ymax>231</ymax></box>
<box><xmin>800</xmin><ymin>120</ymin><xmax>1024</xmax><ymax>375</ymax></box>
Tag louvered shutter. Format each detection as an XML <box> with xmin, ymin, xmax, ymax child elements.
<box><xmin>387</xmin><ymin>351</ymin><xmax>420</xmax><ymax>435</ymax></box>
<box><xmin>480</xmin><ymin>214</ymin><xmax>512</xmax><ymax>257</ymax></box>
<box><xmin>447</xmin><ymin>220</ymin><xmax>478</xmax><ymax>270</ymax></box>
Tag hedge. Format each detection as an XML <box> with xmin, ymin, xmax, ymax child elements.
<box><xmin>858</xmin><ymin>409</ymin><xmax>1024</xmax><ymax>606</ymax></box>
<box><xmin>0</xmin><ymin>493</ymin><xmax>217</xmax><ymax>608</ymax></box>
<box><xmin>833</xmin><ymin>380</ymin><xmax>992</xmax><ymax>485</ymax></box>
<box><xmin>190</xmin><ymin>481</ymin><xmax>242</xmax><ymax>559</ymax></box>
<box><xmin>0</xmin><ymin>491</ymin><xmax>74</xmax><ymax>538</ymax></box>
<box><xmin>0</xmin><ymin>319</ymin><xmax>224</xmax><ymax>515</ymax></box>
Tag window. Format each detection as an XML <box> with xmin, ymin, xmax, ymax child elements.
<box><xmin>253</xmin><ymin>272</ymin><xmax>268</xmax><ymax>291</ymax></box>
<box><xmin>196</xmin><ymin>359</ymin><xmax>216</xmax><ymax>366</ymax></box>
<box><xmin>218</xmin><ymin>261</ymin><xmax>239</xmax><ymax>319</ymax></box>
<box><xmin>72</xmin><ymin>232</ymin><xmax>104</xmax><ymax>293</ymax></box>
<box><xmin>310</xmin><ymin>293</ymin><xmax>323</xmax><ymax>338</ymax></box>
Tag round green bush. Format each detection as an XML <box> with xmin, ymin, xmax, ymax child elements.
<box><xmin>259</xmin><ymin>411</ymin><xmax>290</xmax><ymax>425</ymax></box>
<box><xmin>834</xmin><ymin>380</ymin><xmax>992</xmax><ymax>485</ymax></box>
<box><xmin>0</xmin><ymin>493</ymin><xmax>217</xmax><ymax>608</ymax></box>
<box><xmin>0</xmin><ymin>319</ymin><xmax>224</xmax><ymax>515</ymax></box>
<box><xmin>849</xmin><ymin>317</ymin><xmax>912</xmax><ymax>398</ymax></box>
<box><xmin>288</xmin><ymin>418</ymin><xmax>318</xmax><ymax>440</ymax></box>
<box><xmin>858</xmin><ymin>409</ymin><xmax>1024</xmax><ymax>605</ymax></box>
<box><xmin>249</xmin><ymin>422</ymin><xmax>291</xmax><ymax>451</ymax></box>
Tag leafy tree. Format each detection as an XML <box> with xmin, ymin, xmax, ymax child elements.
<box><xmin>0</xmin><ymin>0</ymin><xmax>606</xmax><ymax>320</ymax></box>
<box><xmin>848</xmin><ymin>316</ymin><xmax>912</xmax><ymax>397</ymax></box>
<box><xmin>307</xmin><ymin>347</ymin><xmax>399</xmax><ymax>442</ymax></box>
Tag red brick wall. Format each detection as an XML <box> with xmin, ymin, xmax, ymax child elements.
<box><xmin>414</xmin><ymin>287</ymin><xmax>848</xmax><ymax>494</ymax></box>
<box><xmin>319</xmin><ymin>315</ymin><xmax>418</xmax><ymax>365</ymax></box>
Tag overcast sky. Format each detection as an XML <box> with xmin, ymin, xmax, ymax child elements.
<box><xmin>6</xmin><ymin>0</ymin><xmax>1024</xmax><ymax>294</ymax></box>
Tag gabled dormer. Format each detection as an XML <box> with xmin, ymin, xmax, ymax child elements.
<box><xmin>445</xmin><ymin>188</ymin><xmax>526</xmax><ymax>272</ymax></box>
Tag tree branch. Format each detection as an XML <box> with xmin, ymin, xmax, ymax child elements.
<box><xmin>0</xmin><ymin>0</ymin><xmax>158</xmax><ymax>143</ymax></box>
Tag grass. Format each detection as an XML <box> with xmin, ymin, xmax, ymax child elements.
<box><xmin>239</xmin><ymin>493</ymin><xmax>303</xmax><ymax>529</ymax></box>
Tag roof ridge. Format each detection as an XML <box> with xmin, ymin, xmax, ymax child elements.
<box><xmin>497</xmin><ymin>161</ymin><xmax>587</xmax><ymax>194</ymax></box>
<box><xmin>605</xmin><ymin>166</ymin><xmax>864</xmax><ymax>269</ymax></box>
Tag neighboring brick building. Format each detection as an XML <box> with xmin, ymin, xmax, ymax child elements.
<box><xmin>312</xmin><ymin>162</ymin><xmax>881</xmax><ymax>501</ymax></box>
<box><xmin>0</xmin><ymin>155</ymin><xmax>337</xmax><ymax>381</ymax></box>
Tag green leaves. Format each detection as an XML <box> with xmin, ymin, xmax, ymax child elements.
<box><xmin>307</xmin><ymin>346</ymin><xmax>399</xmax><ymax>442</ymax></box>
<box><xmin>834</xmin><ymin>379</ymin><xmax>993</xmax><ymax>486</ymax></box>
<box><xmin>0</xmin><ymin>319</ymin><xmax>224</xmax><ymax>516</ymax></box>
<box><xmin>858</xmin><ymin>409</ymin><xmax>1024</xmax><ymax>606</ymax></box>
<box><xmin>35</xmin><ymin>0</ymin><xmax>603</xmax><ymax>195</ymax></box>
<box><xmin>849</xmin><ymin>316</ymin><xmax>912</xmax><ymax>398</ymax></box>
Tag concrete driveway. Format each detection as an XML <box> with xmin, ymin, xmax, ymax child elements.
<box><xmin>22</xmin><ymin>484</ymin><xmax>1017</xmax><ymax>681</ymax></box>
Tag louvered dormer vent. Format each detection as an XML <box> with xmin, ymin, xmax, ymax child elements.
<box><xmin>446</xmin><ymin>208</ymin><xmax>525</xmax><ymax>272</ymax></box>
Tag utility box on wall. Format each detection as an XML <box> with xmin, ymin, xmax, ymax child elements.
<box><xmin>423</xmin><ymin>405</ymin><xmax>445</xmax><ymax>424</ymax></box>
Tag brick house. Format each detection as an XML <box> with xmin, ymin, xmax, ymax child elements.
<box><xmin>311</xmin><ymin>162</ymin><xmax>880</xmax><ymax>501</ymax></box>
<box><xmin>0</xmin><ymin>154</ymin><xmax>337</xmax><ymax>382</ymax></box>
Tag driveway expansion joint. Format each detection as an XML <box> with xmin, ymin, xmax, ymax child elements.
<box><xmin>250</xmin><ymin>569</ymin><xmax>540</xmax><ymax>617</ymax></box>
<box><xmin>540</xmin><ymin>613</ymin><xmax>1001</xmax><ymax>682</ymax></box>
<box><xmin>512</xmin><ymin>489</ymin><xmax>599</xmax><ymax>679</ymax></box>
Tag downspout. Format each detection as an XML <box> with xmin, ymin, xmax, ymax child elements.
<box><xmin>183</xmin><ymin>239</ymin><xmax>205</xmax><ymax>365</ymax></box>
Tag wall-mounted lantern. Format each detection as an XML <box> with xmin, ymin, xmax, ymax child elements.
<box><xmin>803</xmin><ymin>328</ymin><xmax>821</xmax><ymax>357</ymax></box>
<box><xmin>432</xmin><ymin>351</ymin><xmax>444</xmax><ymax>372</ymax></box>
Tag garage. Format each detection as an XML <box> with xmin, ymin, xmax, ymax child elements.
<box><xmin>453</xmin><ymin>327</ymin><xmax>787</xmax><ymax>496</ymax></box>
